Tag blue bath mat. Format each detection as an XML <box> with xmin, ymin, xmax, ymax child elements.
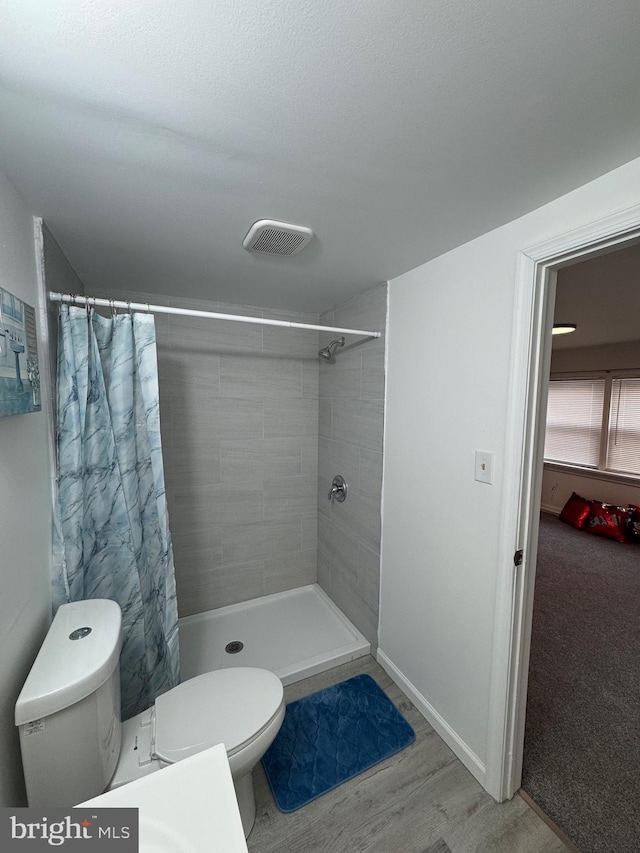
<box><xmin>262</xmin><ymin>673</ymin><xmax>415</xmax><ymax>812</ymax></box>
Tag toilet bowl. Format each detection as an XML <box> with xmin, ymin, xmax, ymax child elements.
<box><xmin>110</xmin><ymin>667</ymin><xmax>285</xmax><ymax>836</ymax></box>
<box><xmin>15</xmin><ymin>599</ymin><xmax>284</xmax><ymax>838</ymax></box>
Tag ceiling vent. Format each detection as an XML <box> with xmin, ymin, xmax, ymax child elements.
<box><xmin>243</xmin><ymin>219</ymin><xmax>314</xmax><ymax>257</ymax></box>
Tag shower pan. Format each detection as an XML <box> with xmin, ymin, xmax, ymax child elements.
<box><xmin>179</xmin><ymin>585</ymin><xmax>370</xmax><ymax>686</ymax></box>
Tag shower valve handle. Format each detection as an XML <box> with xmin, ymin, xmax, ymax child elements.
<box><xmin>328</xmin><ymin>475</ymin><xmax>347</xmax><ymax>502</ymax></box>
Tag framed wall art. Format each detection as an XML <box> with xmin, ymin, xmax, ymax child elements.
<box><xmin>0</xmin><ymin>288</ymin><xmax>41</xmax><ymax>417</ymax></box>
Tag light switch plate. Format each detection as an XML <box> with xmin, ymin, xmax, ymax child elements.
<box><xmin>475</xmin><ymin>450</ymin><xmax>494</xmax><ymax>484</ymax></box>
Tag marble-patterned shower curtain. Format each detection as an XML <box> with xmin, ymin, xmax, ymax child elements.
<box><xmin>53</xmin><ymin>305</ymin><xmax>179</xmax><ymax>720</ymax></box>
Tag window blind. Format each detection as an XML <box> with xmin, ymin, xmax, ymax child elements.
<box><xmin>544</xmin><ymin>379</ymin><xmax>606</xmax><ymax>467</ymax></box>
<box><xmin>606</xmin><ymin>378</ymin><xmax>640</xmax><ymax>475</ymax></box>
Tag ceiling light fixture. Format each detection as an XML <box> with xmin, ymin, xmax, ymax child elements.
<box><xmin>552</xmin><ymin>323</ymin><xmax>577</xmax><ymax>336</ymax></box>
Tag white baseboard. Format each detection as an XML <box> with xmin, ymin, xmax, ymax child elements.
<box><xmin>540</xmin><ymin>502</ymin><xmax>560</xmax><ymax>515</ymax></box>
<box><xmin>376</xmin><ymin>648</ymin><xmax>486</xmax><ymax>788</ymax></box>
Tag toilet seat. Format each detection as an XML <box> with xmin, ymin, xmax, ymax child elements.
<box><xmin>154</xmin><ymin>667</ymin><xmax>284</xmax><ymax>764</ymax></box>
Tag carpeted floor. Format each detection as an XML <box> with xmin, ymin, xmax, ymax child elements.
<box><xmin>522</xmin><ymin>512</ymin><xmax>640</xmax><ymax>853</ymax></box>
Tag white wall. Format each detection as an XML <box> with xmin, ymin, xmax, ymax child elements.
<box><xmin>550</xmin><ymin>339</ymin><xmax>640</xmax><ymax>374</ymax></box>
<box><xmin>541</xmin><ymin>466</ymin><xmax>640</xmax><ymax>515</ymax></box>
<box><xmin>380</xmin><ymin>155</ymin><xmax>640</xmax><ymax>787</ymax></box>
<box><xmin>0</xmin><ymin>171</ymin><xmax>53</xmax><ymax>805</ymax></box>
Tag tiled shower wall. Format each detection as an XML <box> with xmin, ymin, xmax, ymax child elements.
<box><xmin>48</xmin><ymin>256</ymin><xmax>386</xmax><ymax>628</ymax></box>
<box><xmin>100</xmin><ymin>288</ymin><xmax>321</xmax><ymax>617</ymax></box>
<box><xmin>318</xmin><ymin>283</ymin><xmax>387</xmax><ymax>646</ymax></box>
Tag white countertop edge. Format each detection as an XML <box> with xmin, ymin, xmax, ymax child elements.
<box><xmin>77</xmin><ymin>743</ymin><xmax>248</xmax><ymax>852</ymax></box>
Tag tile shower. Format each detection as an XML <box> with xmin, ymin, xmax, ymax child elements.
<box><xmin>44</xmin><ymin>232</ymin><xmax>386</xmax><ymax>654</ymax></box>
<box><xmin>154</xmin><ymin>299</ymin><xmax>321</xmax><ymax>616</ymax></box>
<box><xmin>318</xmin><ymin>285</ymin><xmax>386</xmax><ymax>646</ymax></box>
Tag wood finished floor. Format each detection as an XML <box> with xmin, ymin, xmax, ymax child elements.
<box><xmin>248</xmin><ymin>657</ymin><xmax>571</xmax><ymax>853</ymax></box>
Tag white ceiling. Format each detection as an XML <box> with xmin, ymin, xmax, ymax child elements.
<box><xmin>553</xmin><ymin>242</ymin><xmax>640</xmax><ymax>350</ymax></box>
<box><xmin>1</xmin><ymin>0</ymin><xmax>640</xmax><ymax>313</ymax></box>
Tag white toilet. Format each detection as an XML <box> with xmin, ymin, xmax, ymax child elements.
<box><xmin>15</xmin><ymin>599</ymin><xmax>284</xmax><ymax>838</ymax></box>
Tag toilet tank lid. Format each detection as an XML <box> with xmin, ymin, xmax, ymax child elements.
<box><xmin>15</xmin><ymin>599</ymin><xmax>122</xmax><ymax>727</ymax></box>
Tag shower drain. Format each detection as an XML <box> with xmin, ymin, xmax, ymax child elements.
<box><xmin>225</xmin><ymin>640</ymin><xmax>244</xmax><ymax>654</ymax></box>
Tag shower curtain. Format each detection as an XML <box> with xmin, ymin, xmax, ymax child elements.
<box><xmin>53</xmin><ymin>305</ymin><xmax>179</xmax><ymax>720</ymax></box>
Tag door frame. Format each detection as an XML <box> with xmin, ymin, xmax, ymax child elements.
<box><xmin>485</xmin><ymin>202</ymin><xmax>640</xmax><ymax>802</ymax></box>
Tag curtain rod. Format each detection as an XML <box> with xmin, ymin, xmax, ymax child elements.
<box><xmin>49</xmin><ymin>292</ymin><xmax>381</xmax><ymax>339</ymax></box>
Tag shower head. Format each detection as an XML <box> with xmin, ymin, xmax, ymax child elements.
<box><xmin>318</xmin><ymin>337</ymin><xmax>345</xmax><ymax>362</ymax></box>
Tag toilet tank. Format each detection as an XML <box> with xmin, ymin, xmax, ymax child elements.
<box><xmin>15</xmin><ymin>599</ymin><xmax>123</xmax><ymax>807</ymax></box>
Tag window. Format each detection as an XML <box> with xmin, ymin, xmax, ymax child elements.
<box><xmin>544</xmin><ymin>373</ymin><xmax>640</xmax><ymax>478</ymax></box>
<box><xmin>544</xmin><ymin>379</ymin><xmax>605</xmax><ymax>468</ymax></box>
<box><xmin>607</xmin><ymin>378</ymin><xmax>640</xmax><ymax>475</ymax></box>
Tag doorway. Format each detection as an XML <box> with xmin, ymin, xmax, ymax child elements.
<box><xmin>520</xmin><ymin>243</ymin><xmax>640</xmax><ymax>850</ymax></box>
<box><xmin>486</xmin><ymin>202</ymin><xmax>640</xmax><ymax>809</ymax></box>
